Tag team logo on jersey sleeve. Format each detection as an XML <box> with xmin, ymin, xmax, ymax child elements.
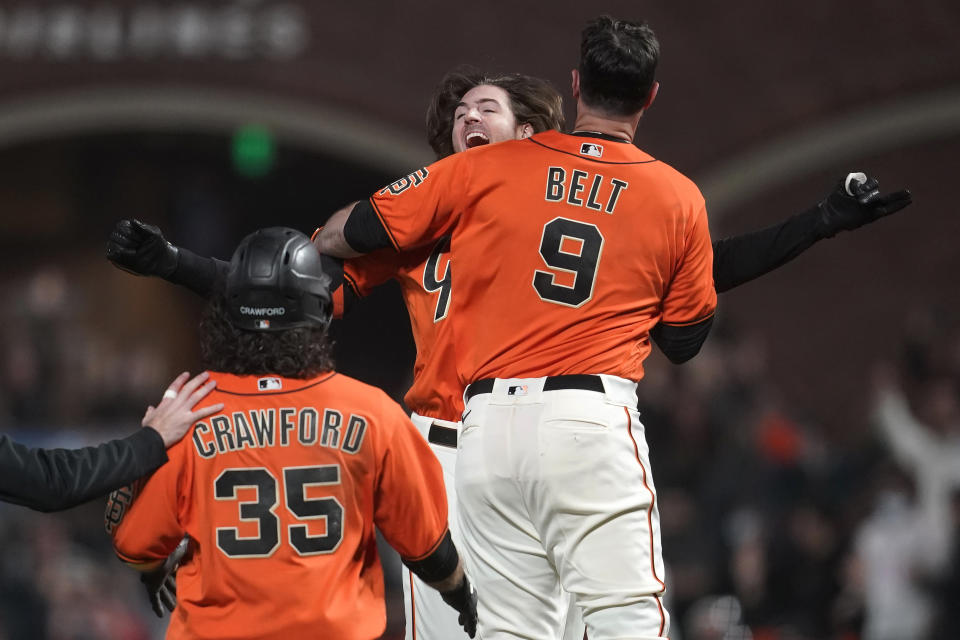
<box><xmin>579</xmin><ymin>143</ymin><xmax>603</xmax><ymax>158</ymax></box>
<box><xmin>378</xmin><ymin>168</ymin><xmax>429</xmax><ymax>196</ymax></box>
<box><xmin>104</xmin><ymin>481</ymin><xmax>142</xmax><ymax>533</ymax></box>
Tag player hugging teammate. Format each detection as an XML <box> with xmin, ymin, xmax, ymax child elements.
<box><xmin>314</xmin><ymin>15</ymin><xmax>910</xmax><ymax>640</ymax></box>
<box><xmin>107</xmin><ymin>67</ymin><xmax>569</xmax><ymax>640</ymax></box>
<box><xmin>107</xmin><ymin>15</ymin><xmax>910</xmax><ymax>640</ymax></box>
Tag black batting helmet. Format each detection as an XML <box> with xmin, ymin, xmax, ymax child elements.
<box><xmin>225</xmin><ymin>227</ymin><xmax>332</xmax><ymax>332</ymax></box>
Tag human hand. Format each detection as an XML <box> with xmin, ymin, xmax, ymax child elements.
<box><xmin>440</xmin><ymin>575</ymin><xmax>478</xmax><ymax>638</ymax></box>
<box><xmin>106</xmin><ymin>219</ymin><xmax>180</xmax><ymax>278</ymax></box>
<box><xmin>818</xmin><ymin>172</ymin><xmax>912</xmax><ymax>237</ymax></box>
<box><xmin>141</xmin><ymin>536</ymin><xmax>189</xmax><ymax>617</ymax></box>
<box><xmin>143</xmin><ymin>372</ymin><xmax>223</xmax><ymax>448</ymax></box>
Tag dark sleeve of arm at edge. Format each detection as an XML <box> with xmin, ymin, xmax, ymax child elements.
<box><xmin>712</xmin><ymin>204</ymin><xmax>826</xmax><ymax>293</ymax></box>
<box><xmin>651</xmin><ymin>315</ymin><xmax>715</xmax><ymax>364</ymax></box>
<box><xmin>339</xmin><ymin>272</ymin><xmax>361</xmax><ymax>315</ymax></box>
<box><xmin>402</xmin><ymin>529</ymin><xmax>460</xmax><ymax>585</ymax></box>
<box><xmin>168</xmin><ymin>248</ymin><xmax>230</xmax><ymax>298</ymax></box>
<box><xmin>171</xmin><ymin>240</ymin><xmax>344</xmax><ymax>301</ymax></box>
<box><xmin>0</xmin><ymin>428</ymin><xmax>167</xmax><ymax>512</ymax></box>
<box><xmin>343</xmin><ymin>200</ymin><xmax>394</xmax><ymax>253</ymax></box>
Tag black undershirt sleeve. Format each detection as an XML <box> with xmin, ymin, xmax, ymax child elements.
<box><xmin>168</xmin><ymin>248</ymin><xmax>229</xmax><ymax>298</ymax></box>
<box><xmin>0</xmin><ymin>428</ymin><xmax>167</xmax><ymax>512</ymax></box>
<box><xmin>712</xmin><ymin>204</ymin><xmax>825</xmax><ymax>293</ymax></box>
<box><xmin>320</xmin><ymin>253</ymin><xmax>344</xmax><ymax>294</ymax></box>
<box><xmin>651</xmin><ymin>316</ymin><xmax>715</xmax><ymax>364</ymax></box>
<box><xmin>343</xmin><ymin>201</ymin><xmax>393</xmax><ymax>253</ymax></box>
<box><xmin>170</xmin><ymin>248</ymin><xmax>342</xmax><ymax>301</ymax></box>
<box><xmin>340</xmin><ymin>274</ymin><xmax>362</xmax><ymax>315</ymax></box>
<box><xmin>402</xmin><ymin>529</ymin><xmax>460</xmax><ymax>585</ymax></box>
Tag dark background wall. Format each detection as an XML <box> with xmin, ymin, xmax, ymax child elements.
<box><xmin>0</xmin><ymin>2</ymin><xmax>958</xmax><ymax>638</ymax></box>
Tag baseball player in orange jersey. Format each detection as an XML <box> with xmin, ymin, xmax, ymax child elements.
<box><xmin>107</xmin><ymin>70</ymin><xmax>572</xmax><ymax>640</ymax></box>
<box><xmin>314</xmin><ymin>16</ymin><xmax>913</xmax><ymax>640</ymax></box>
<box><xmin>318</xmin><ymin>18</ymin><xmax>712</xmax><ymax>636</ymax></box>
<box><xmin>106</xmin><ymin>228</ymin><xmax>477</xmax><ymax>639</ymax></box>
<box><xmin>107</xmin><ymin>66</ymin><xmax>911</xmax><ymax>640</ymax></box>
<box><xmin>311</xmin><ymin>70</ymin><xmax>574</xmax><ymax>640</ymax></box>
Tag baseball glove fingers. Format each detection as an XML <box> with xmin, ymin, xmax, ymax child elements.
<box><xmin>873</xmin><ymin>189</ymin><xmax>912</xmax><ymax>217</ymax></box>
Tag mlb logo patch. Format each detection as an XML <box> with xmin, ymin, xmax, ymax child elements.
<box><xmin>258</xmin><ymin>377</ymin><xmax>282</xmax><ymax>391</ymax></box>
<box><xmin>580</xmin><ymin>143</ymin><xmax>603</xmax><ymax>158</ymax></box>
<box><xmin>507</xmin><ymin>385</ymin><xmax>529</xmax><ymax>396</ymax></box>
<box><xmin>255</xmin><ymin>319</ymin><xmax>270</xmax><ymax>329</ymax></box>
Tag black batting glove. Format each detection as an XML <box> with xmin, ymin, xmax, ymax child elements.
<box><xmin>107</xmin><ymin>219</ymin><xmax>179</xmax><ymax>278</ymax></box>
<box><xmin>440</xmin><ymin>575</ymin><xmax>478</xmax><ymax>638</ymax></box>
<box><xmin>141</xmin><ymin>536</ymin><xmax>189</xmax><ymax>618</ymax></box>
<box><xmin>817</xmin><ymin>172</ymin><xmax>912</xmax><ymax>238</ymax></box>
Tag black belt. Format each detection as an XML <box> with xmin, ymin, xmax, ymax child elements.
<box><xmin>427</xmin><ymin>423</ymin><xmax>458</xmax><ymax>448</ymax></box>
<box><xmin>464</xmin><ymin>374</ymin><xmax>605</xmax><ymax>403</ymax></box>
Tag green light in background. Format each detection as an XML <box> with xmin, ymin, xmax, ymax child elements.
<box><xmin>231</xmin><ymin>125</ymin><xmax>276</xmax><ymax>178</ymax></box>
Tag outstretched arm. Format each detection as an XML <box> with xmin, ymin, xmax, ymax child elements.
<box><xmin>0</xmin><ymin>372</ymin><xmax>221</xmax><ymax>512</ymax></box>
<box><xmin>712</xmin><ymin>207</ymin><xmax>823</xmax><ymax>294</ymax></box>
<box><xmin>713</xmin><ymin>173</ymin><xmax>911</xmax><ymax>293</ymax></box>
<box><xmin>0</xmin><ymin>431</ymin><xmax>166</xmax><ymax>513</ymax></box>
<box><xmin>107</xmin><ymin>219</ymin><xmax>229</xmax><ymax>298</ymax></box>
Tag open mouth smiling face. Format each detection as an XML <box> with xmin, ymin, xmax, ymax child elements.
<box><xmin>452</xmin><ymin>84</ymin><xmax>519</xmax><ymax>154</ymax></box>
<box><xmin>464</xmin><ymin>128</ymin><xmax>490</xmax><ymax>148</ymax></box>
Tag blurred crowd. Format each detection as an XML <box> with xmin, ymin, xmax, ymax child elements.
<box><xmin>1</xmin><ymin>262</ymin><xmax>958</xmax><ymax>640</ymax></box>
<box><xmin>0</xmin><ymin>267</ymin><xmax>169</xmax><ymax>427</ymax></box>
<box><xmin>640</xmin><ymin>308</ymin><xmax>960</xmax><ymax>640</ymax></box>
<box><xmin>0</xmin><ymin>267</ymin><xmax>171</xmax><ymax>639</ymax></box>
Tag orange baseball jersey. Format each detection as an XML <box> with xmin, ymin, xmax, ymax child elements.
<box><xmin>368</xmin><ymin>129</ymin><xmax>717</xmax><ymax>384</ymax></box>
<box><xmin>332</xmin><ymin>245</ymin><xmax>464</xmax><ymax>422</ymax></box>
<box><xmin>107</xmin><ymin>371</ymin><xmax>449</xmax><ymax>640</ymax></box>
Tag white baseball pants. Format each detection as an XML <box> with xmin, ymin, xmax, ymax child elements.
<box><xmin>455</xmin><ymin>374</ymin><xmax>669</xmax><ymax>640</ymax></box>
<box><xmin>401</xmin><ymin>412</ymin><xmax>585</xmax><ymax>640</ymax></box>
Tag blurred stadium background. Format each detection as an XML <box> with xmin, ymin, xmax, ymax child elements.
<box><xmin>0</xmin><ymin>1</ymin><xmax>958</xmax><ymax>639</ymax></box>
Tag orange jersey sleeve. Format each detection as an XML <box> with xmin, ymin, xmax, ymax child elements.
<box><xmin>343</xmin><ymin>249</ymin><xmax>409</xmax><ymax>300</ymax></box>
<box><xmin>660</xmin><ymin>196</ymin><xmax>716</xmax><ymax>326</ymax></box>
<box><xmin>370</xmin><ymin>159</ymin><xmax>472</xmax><ymax>251</ymax></box>
<box><xmin>108</xmin><ymin>371</ymin><xmax>450</xmax><ymax>640</ymax></box>
<box><xmin>370</xmin><ymin>392</ymin><xmax>448</xmax><ymax>560</ymax></box>
<box><xmin>332</xmin><ymin>249</ymin><xmax>408</xmax><ymax>319</ymax></box>
<box><xmin>108</xmin><ymin>435</ymin><xmax>193</xmax><ymax>568</ymax></box>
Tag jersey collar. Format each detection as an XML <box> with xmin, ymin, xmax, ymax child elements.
<box><xmin>570</xmin><ymin>130</ymin><xmax>632</xmax><ymax>144</ymax></box>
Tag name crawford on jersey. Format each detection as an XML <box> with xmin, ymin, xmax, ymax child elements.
<box><xmin>192</xmin><ymin>407</ymin><xmax>368</xmax><ymax>458</ymax></box>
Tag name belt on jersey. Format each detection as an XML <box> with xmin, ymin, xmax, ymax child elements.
<box><xmin>192</xmin><ymin>407</ymin><xmax>367</xmax><ymax>459</ymax></box>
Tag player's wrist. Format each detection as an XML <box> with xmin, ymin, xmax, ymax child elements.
<box><xmin>156</xmin><ymin>243</ymin><xmax>180</xmax><ymax>279</ymax></box>
<box><xmin>816</xmin><ymin>189</ymin><xmax>865</xmax><ymax>238</ymax></box>
<box><xmin>143</xmin><ymin>418</ymin><xmax>183</xmax><ymax>449</ymax></box>
<box><xmin>439</xmin><ymin>574</ymin><xmax>478</xmax><ymax>638</ymax></box>
<box><xmin>439</xmin><ymin>574</ymin><xmax>469</xmax><ymax>606</ymax></box>
<box><xmin>430</xmin><ymin>559</ymin><xmax>464</xmax><ymax>593</ymax></box>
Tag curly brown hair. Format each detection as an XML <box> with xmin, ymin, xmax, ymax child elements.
<box><xmin>426</xmin><ymin>66</ymin><xmax>565</xmax><ymax>159</ymax></box>
<box><xmin>199</xmin><ymin>295</ymin><xmax>334</xmax><ymax>378</ymax></box>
